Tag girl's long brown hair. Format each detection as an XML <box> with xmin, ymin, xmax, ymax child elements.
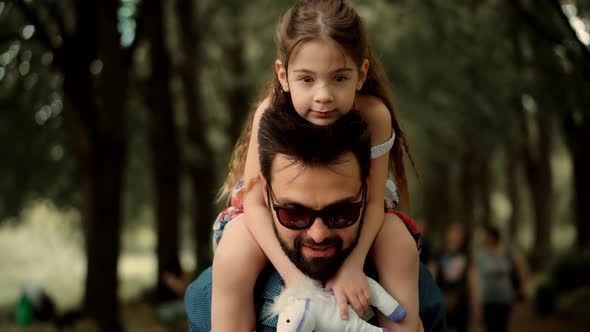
<box><xmin>219</xmin><ymin>0</ymin><xmax>416</xmax><ymax>209</ymax></box>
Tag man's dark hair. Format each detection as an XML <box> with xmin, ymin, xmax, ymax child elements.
<box><xmin>258</xmin><ymin>102</ymin><xmax>371</xmax><ymax>185</ymax></box>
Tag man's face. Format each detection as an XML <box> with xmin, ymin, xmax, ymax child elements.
<box><xmin>266</xmin><ymin>152</ymin><xmax>364</xmax><ymax>281</ymax></box>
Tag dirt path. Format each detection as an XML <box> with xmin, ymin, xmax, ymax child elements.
<box><xmin>3</xmin><ymin>300</ymin><xmax>588</xmax><ymax>332</ymax></box>
<box><xmin>508</xmin><ymin>301</ymin><xmax>587</xmax><ymax>332</ymax></box>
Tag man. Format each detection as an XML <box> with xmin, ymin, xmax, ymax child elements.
<box><xmin>185</xmin><ymin>106</ymin><xmax>445</xmax><ymax>331</ymax></box>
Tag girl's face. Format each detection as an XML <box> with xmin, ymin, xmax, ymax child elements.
<box><xmin>275</xmin><ymin>39</ymin><xmax>369</xmax><ymax>126</ymax></box>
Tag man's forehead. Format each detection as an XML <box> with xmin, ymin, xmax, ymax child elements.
<box><xmin>270</xmin><ymin>153</ymin><xmax>361</xmax><ymax>187</ymax></box>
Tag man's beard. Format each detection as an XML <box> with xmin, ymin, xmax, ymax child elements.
<box><xmin>272</xmin><ymin>221</ymin><xmax>361</xmax><ymax>283</ymax></box>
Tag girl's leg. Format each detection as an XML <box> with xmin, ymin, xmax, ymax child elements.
<box><xmin>370</xmin><ymin>213</ymin><xmax>420</xmax><ymax>332</ymax></box>
<box><xmin>211</xmin><ymin>216</ymin><xmax>267</xmax><ymax>331</ymax></box>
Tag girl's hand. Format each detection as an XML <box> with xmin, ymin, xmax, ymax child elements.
<box><xmin>324</xmin><ymin>260</ymin><xmax>371</xmax><ymax>320</ymax></box>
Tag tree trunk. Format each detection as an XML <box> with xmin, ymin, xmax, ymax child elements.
<box><xmin>145</xmin><ymin>0</ymin><xmax>182</xmax><ymax>301</ymax></box>
<box><xmin>477</xmin><ymin>158</ymin><xmax>492</xmax><ymax>228</ymax></box>
<box><xmin>15</xmin><ymin>1</ymin><xmax>129</xmax><ymax>330</ymax></box>
<box><xmin>572</xmin><ymin>129</ymin><xmax>590</xmax><ymax>250</ymax></box>
<box><xmin>423</xmin><ymin>159</ymin><xmax>453</xmax><ymax>235</ymax></box>
<box><xmin>190</xmin><ymin>164</ymin><xmax>217</xmax><ymax>274</ymax></box>
<box><xmin>523</xmin><ymin>111</ymin><xmax>553</xmax><ymax>254</ymax></box>
<box><xmin>515</xmin><ymin>0</ymin><xmax>590</xmax><ymax>251</ymax></box>
<box><xmin>460</xmin><ymin>154</ymin><xmax>478</xmax><ymax>249</ymax></box>
<box><xmin>225</xmin><ymin>19</ymin><xmax>250</xmax><ymax>146</ymax></box>
<box><xmin>506</xmin><ymin>144</ymin><xmax>522</xmax><ymax>242</ymax></box>
<box><xmin>177</xmin><ymin>0</ymin><xmax>215</xmax><ymax>274</ymax></box>
<box><xmin>83</xmin><ymin>2</ymin><xmax>129</xmax><ymax>331</ymax></box>
<box><xmin>57</xmin><ymin>1</ymin><xmax>125</xmax><ymax>330</ymax></box>
<box><xmin>564</xmin><ymin>104</ymin><xmax>590</xmax><ymax>250</ymax></box>
<box><xmin>564</xmin><ymin>58</ymin><xmax>590</xmax><ymax>250</ymax></box>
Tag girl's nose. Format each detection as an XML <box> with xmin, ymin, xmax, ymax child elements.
<box><xmin>313</xmin><ymin>83</ymin><xmax>334</xmax><ymax>104</ymax></box>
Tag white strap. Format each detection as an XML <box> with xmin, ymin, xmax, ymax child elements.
<box><xmin>371</xmin><ymin>131</ymin><xmax>396</xmax><ymax>159</ymax></box>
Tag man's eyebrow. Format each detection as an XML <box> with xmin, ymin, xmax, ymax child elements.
<box><xmin>274</xmin><ymin>192</ymin><xmax>361</xmax><ymax>208</ymax></box>
<box><xmin>326</xmin><ymin>195</ymin><xmax>362</xmax><ymax>207</ymax></box>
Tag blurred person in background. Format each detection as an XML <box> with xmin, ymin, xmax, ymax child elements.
<box><xmin>416</xmin><ymin>220</ymin><xmax>434</xmax><ymax>267</ymax></box>
<box><xmin>430</xmin><ymin>222</ymin><xmax>476</xmax><ymax>332</ymax></box>
<box><xmin>473</xmin><ymin>224</ymin><xmax>529</xmax><ymax>332</ymax></box>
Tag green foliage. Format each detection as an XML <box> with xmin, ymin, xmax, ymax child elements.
<box><xmin>2</xmin><ymin>0</ymin><xmax>588</xmax><ymax>248</ymax></box>
<box><xmin>0</xmin><ymin>3</ymin><xmax>79</xmax><ymax>221</ymax></box>
<box><xmin>368</xmin><ymin>0</ymin><xmax>521</xmax><ymax>163</ymax></box>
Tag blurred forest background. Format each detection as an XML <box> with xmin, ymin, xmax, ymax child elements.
<box><xmin>0</xmin><ymin>0</ymin><xmax>589</xmax><ymax>331</ymax></box>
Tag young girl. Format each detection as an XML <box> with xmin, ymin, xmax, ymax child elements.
<box><xmin>211</xmin><ymin>1</ymin><xmax>421</xmax><ymax>331</ymax></box>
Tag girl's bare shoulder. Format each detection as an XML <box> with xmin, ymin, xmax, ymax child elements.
<box><xmin>252</xmin><ymin>96</ymin><xmax>273</xmax><ymax>126</ymax></box>
<box><xmin>356</xmin><ymin>95</ymin><xmax>390</xmax><ymax>123</ymax></box>
<box><xmin>356</xmin><ymin>94</ymin><xmax>392</xmax><ymax>140</ymax></box>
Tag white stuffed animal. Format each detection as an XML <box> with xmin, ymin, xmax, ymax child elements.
<box><xmin>272</xmin><ymin>277</ymin><xmax>406</xmax><ymax>332</ymax></box>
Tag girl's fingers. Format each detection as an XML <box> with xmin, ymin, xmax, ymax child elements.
<box><xmin>363</xmin><ymin>287</ymin><xmax>372</xmax><ymax>305</ymax></box>
<box><xmin>357</xmin><ymin>292</ymin><xmax>369</xmax><ymax>314</ymax></box>
<box><xmin>335</xmin><ymin>290</ymin><xmax>349</xmax><ymax>320</ymax></box>
<box><xmin>329</xmin><ymin>284</ymin><xmax>373</xmax><ymax>319</ymax></box>
<box><xmin>347</xmin><ymin>291</ymin><xmax>367</xmax><ymax>317</ymax></box>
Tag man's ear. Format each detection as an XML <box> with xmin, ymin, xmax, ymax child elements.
<box><xmin>275</xmin><ymin>59</ymin><xmax>289</xmax><ymax>92</ymax></box>
<box><xmin>260</xmin><ymin>174</ymin><xmax>269</xmax><ymax>206</ymax></box>
<box><xmin>356</xmin><ymin>58</ymin><xmax>370</xmax><ymax>91</ymax></box>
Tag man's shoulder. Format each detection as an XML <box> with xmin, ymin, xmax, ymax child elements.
<box><xmin>417</xmin><ymin>262</ymin><xmax>447</xmax><ymax>332</ymax></box>
<box><xmin>184</xmin><ymin>268</ymin><xmax>213</xmax><ymax>331</ymax></box>
<box><xmin>184</xmin><ymin>266</ymin><xmax>283</xmax><ymax>331</ymax></box>
<box><xmin>184</xmin><ymin>263</ymin><xmax>446</xmax><ymax>332</ymax></box>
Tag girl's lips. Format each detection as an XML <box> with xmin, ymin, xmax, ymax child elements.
<box><xmin>311</xmin><ymin>110</ymin><xmax>335</xmax><ymax>118</ymax></box>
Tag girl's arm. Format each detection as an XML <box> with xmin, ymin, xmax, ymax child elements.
<box><xmin>325</xmin><ymin>97</ymin><xmax>392</xmax><ymax>319</ymax></box>
<box><xmin>241</xmin><ymin>98</ymin><xmax>307</xmax><ymax>285</ymax></box>
<box><xmin>372</xmin><ymin>213</ymin><xmax>419</xmax><ymax>332</ymax></box>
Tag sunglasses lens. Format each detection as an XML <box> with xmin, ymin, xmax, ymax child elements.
<box><xmin>277</xmin><ymin>209</ymin><xmax>313</xmax><ymax>229</ymax></box>
<box><xmin>325</xmin><ymin>204</ymin><xmax>362</xmax><ymax>228</ymax></box>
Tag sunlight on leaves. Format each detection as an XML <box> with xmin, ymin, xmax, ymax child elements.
<box><xmin>21</xmin><ymin>24</ymin><xmax>35</xmax><ymax>40</ymax></box>
<box><xmin>50</xmin><ymin>145</ymin><xmax>64</xmax><ymax>161</ymax></box>
<box><xmin>1</xmin><ymin>42</ymin><xmax>21</xmax><ymax>66</ymax></box>
<box><xmin>562</xmin><ymin>3</ymin><xmax>590</xmax><ymax>45</ymax></box>
<box><xmin>24</xmin><ymin>72</ymin><xmax>38</xmax><ymax>90</ymax></box>
<box><xmin>41</xmin><ymin>52</ymin><xmax>53</xmax><ymax>66</ymax></box>
<box><xmin>118</xmin><ymin>0</ymin><xmax>137</xmax><ymax>47</ymax></box>
<box><xmin>35</xmin><ymin>105</ymin><xmax>51</xmax><ymax>125</ymax></box>
<box><xmin>570</xmin><ymin>16</ymin><xmax>590</xmax><ymax>45</ymax></box>
<box><xmin>521</xmin><ymin>94</ymin><xmax>537</xmax><ymax>114</ymax></box>
<box><xmin>18</xmin><ymin>61</ymin><xmax>30</xmax><ymax>76</ymax></box>
<box><xmin>90</xmin><ymin>59</ymin><xmax>103</xmax><ymax>75</ymax></box>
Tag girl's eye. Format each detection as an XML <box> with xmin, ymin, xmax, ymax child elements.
<box><xmin>335</xmin><ymin>75</ymin><xmax>349</xmax><ymax>82</ymax></box>
<box><xmin>299</xmin><ymin>76</ymin><xmax>313</xmax><ymax>83</ymax></box>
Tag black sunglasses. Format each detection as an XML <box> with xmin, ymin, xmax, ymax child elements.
<box><xmin>267</xmin><ymin>184</ymin><xmax>366</xmax><ymax>230</ymax></box>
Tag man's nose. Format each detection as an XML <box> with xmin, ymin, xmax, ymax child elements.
<box><xmin>313</xmin><ymin>83</ymin><xmax>334</xmax><ymax>104</ymax></box>
<box><xmin>306</xmin><ymin>216</ymin><xmax>330</xmax><ymax>243</ymax></box>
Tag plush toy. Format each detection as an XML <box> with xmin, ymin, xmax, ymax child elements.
<box><xmin>272</xmin><ymin>277</ymin><xmax>406</xmax><ymax>332</ymax></box>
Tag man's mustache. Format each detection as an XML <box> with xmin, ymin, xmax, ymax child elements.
<box><xmin>297</xmin><ymin>236</ymin><xmax>341</xmax><ymax>249</ymax></box>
